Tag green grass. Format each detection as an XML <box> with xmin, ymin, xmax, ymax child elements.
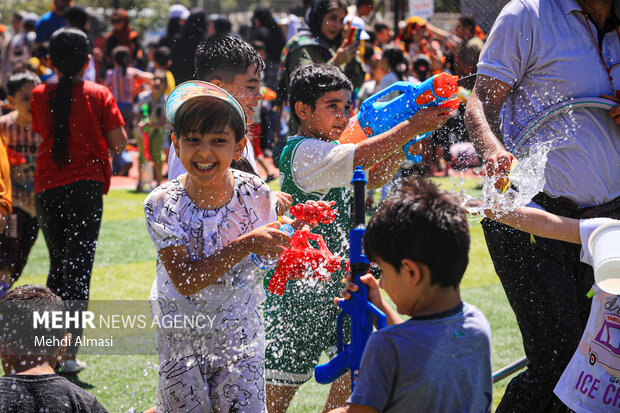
<box><xmin>12</xmin><ymin>178</ymin><xmax>524</xmax><ymax>412</ymax></box>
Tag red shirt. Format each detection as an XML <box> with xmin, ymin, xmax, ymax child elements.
<box><xmin>32</xmin><ymin>80</ymin><xmax>125</xmax><ymax>194</ymax></box>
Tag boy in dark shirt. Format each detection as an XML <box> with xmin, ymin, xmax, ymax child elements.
<box><xmin>0</xmin><ymin>285</ymin><xmax>107</xmax><ymax>412</ymax></box>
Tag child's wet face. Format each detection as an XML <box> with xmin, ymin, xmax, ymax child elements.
<box><xmin>220</xmin><ymin>64</ymin><xmax>263</xmax><ymax>125</ymax></box>
<box><xmin>175</xmin><ymin>125</ymin><xmax>245</xmax><ymax>188</ymax></box>
<box><xmin>11</xmin><ymin>82</ymin><xmax>35</xmax><ymax>122</ymax></box>
<box><xmin>302</xmin><ymin>89</ymin><xmax>352</xmax><ymax>141</ymax></box>
<box><xmin>321</xmin><ymin>8</ymin><xmax>346</xmax><ymax>40</ymax></box>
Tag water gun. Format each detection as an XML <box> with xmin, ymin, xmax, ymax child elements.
<box><xmin>314</xmin><ymin>167</ymin><xmax>387</xmax><ymax>390</ymax></box>
<box><xmin>289</xmin><ymin>201</ymin><xmax>336</xmax><ymax>226</ymax></box>
<box><xmin>140</xmin><ymin>103</ymin><xmax>152</xmax><ymax>161</ymax></box>
<box><xmin>267</xmin><ymin>230</ymin><xmax>347</xmax><ymax>296</ymax></box>
<box><xmin>339</xmin><ymin>72</ymin><xmax>460</xmax><ymax>162</ymax></box>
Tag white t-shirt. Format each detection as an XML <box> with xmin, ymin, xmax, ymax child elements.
<box><xmin>144</xmin><ymin>170</ymin><xmax>277</xmax><ymax>322</ymax></box>
<box><xmin>477</xmin><ymin>0</ymin><xmax>620</xmax><ymax>207</ymax></box>
<box><xmin>289</xmin><ymin>138</ymin><xmax>357</xmax><ymax>195</ymax></box>
<box><xmin>554</xmin><ymin>287</ymin><xmax>620</xmax><ymax>413</ymax></box>
<box><xmin>167</xmin><ymin>137</ymin><xmax>258</xmax><ymax>180</ymax></box>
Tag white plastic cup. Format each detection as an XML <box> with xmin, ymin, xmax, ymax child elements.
<box><xmin>589</xmin><ymin>222</ymin><xmax>620</xmax><ymax>295</ymax></box>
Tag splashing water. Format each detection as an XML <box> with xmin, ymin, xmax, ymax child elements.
<box><xmin>463</xmin><ymin>141</ymin><xmax>552</xmax><ymax>217</ymax></box>
<box><xmin>459</xmin><ymin>97</ymin><xmax>616</xmax><ymax>217</ymax></box>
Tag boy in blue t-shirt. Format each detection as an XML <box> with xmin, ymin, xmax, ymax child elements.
<box><xmin>333</xmin><ymin>178</ymin><xmax>493</xmax><ymax>413</ymax></box>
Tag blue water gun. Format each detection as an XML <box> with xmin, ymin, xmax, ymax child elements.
<box><xmin>339</xmin><ymin>73</ymin><xmax>460</xmax><ymax>162</ymax></box>
<box><xmin>314</xmin><ymin>167</ymin><xmax>387</xmax><ymax>390</ymax></box>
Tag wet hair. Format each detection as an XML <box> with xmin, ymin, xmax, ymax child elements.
<box><xmin>112</xmin><ymin>45</ymin><xmax>131</xmax><ymax>77</ymax></box>
<box><xmin>364</xmin><ymin>178</ymin><xmax>470</xmax><ymax>289</ymax></box>
<box><xmin>382</xmin><ymin>46</ymin><xmax>408</xmax><ymax>80</ymax></box>
<box><xmin>172</xmin><ymin>96</ymin><xmax>246</xmax><ymax>143</ymax></box>
<box><xmin>194</xmin><ymin>34</ymin><xmax>264</xmax><ymax>82</ymax></box>
<box><xmin>289</xmin><ymin>63</ymin><xmax>352</xmax><ymax>124</ymax></box>
<box><xmin>7</xmin><ymin>71</ymin><xmax>40</xmax><ymax>96</ymax></box>
<box><xmin>153</xmin><ymin>46</ymin><xmax>171</xmax><ymax>68</ymax></box>
<box><xmin>0</xmin><ymin>285</ymin><xmax>66</xmax><ymax>355</ymax></box>
<box><xmin>49</xmin><ymin>28</ymin><xmax>89</xmax><ymax>168</ymax></box>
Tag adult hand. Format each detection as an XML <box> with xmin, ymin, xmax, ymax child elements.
<box><xmin>484</xmin><ymin>148</ymin><xmax>517</xmax><ymax>190</ymax></box>
<box><xmin>600</xmin><ymin>94</ymin><xmax>620</xmax><ymax>125</ymax></box>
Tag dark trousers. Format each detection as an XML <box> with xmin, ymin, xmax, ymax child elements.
<box><xmin>485</xmin><ymin>193</ymin><xmax>620</xmax><ymax>413</ymax></box>
<box><xmin>35</xmin><ymin>180</ymin><xmax>103</xmax><ymax>354</ymax></box>
<box><xmin>9</xmin><ymin>207</ymin><xmax>39</xmax><ymax>281</ymax></box>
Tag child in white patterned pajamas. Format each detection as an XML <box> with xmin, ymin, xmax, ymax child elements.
<box><xmin>144</xmin><ymin>81</ymin><xmax>292</xmax><ymax>412</ymax></box>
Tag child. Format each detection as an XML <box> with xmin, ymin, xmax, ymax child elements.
<box><xmin>105</xmin><ymin>46</ymin><xmax>152</xmax><ymax>176</ymax></box>
<box><xmin>0</xmin><ymin>71</ymin><xmax>41</xmax><ymax>296</ymax></box>
<box><xmin>151</xmin><ymin>46</ymin><xmax>175</xmax><ymax>95</ymax></box>
<box><xmin>144</xmin><ymin>81</ymin><xmax>291</xmax><ymax>412</ymax></box>
<box><xmin>332</xmin><ymin>178</ymin><xmax>493</xmax><ymax>413</ymax></box>
<box><xmin>0</xmin><ymin>284</ymin><xmax>108</xmax><ymax>411</ymax></box>
<box><xmin>475</xmin><ymin>206</ymin><xmax>619</xmax><ymax>413</ymax></box>
<box><xmin>133</xmin><ymin>69</ymin><xmax>167</xmax><ymax>192</ymax></box>
<box><xmin>167</xmin><ymin>34</ymin><xmax>263</xmax><ymax>180</ymax></box>
<box><xmin>264</xmin><ymin>63</ymin><xmax>452</xmax><ymax>412</ymax></box>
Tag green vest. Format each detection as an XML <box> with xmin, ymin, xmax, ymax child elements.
<box><xmin>279</xmin><ymin>136</ymin><xmax>352</xmax><ymax>258</ymax></box>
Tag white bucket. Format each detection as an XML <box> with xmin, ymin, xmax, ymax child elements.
<box><xmin>588</xmin><ymin>222</ymin><xmax>620</xmax><ymax>295</ymax></box>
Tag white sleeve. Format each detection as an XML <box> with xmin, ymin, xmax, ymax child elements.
<box><xmin>579</xmin><ymin>218</ymin><xmax>620</xmax><ymax>265</ymax></box>
<box><xmin>476</xmin><ymin>1</ymin><xmax>535</xmax><ymax>87</ymax></box>
<box><xmin>291</xmin><ymin>139</ymin><xmax>356</xmax><ymax>194</ymax></box>
<box><xmin>167</xmin><ymin>144</ymin><xmax>187</xmax><ymax>180</ymax></box>
<box><xmin>242</xmin><ymin>137</ymin><xmax>259</xmax><ymax>175</ymax></box>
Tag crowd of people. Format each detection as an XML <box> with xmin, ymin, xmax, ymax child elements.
<box><xmin>0</xmin><ymin>0</ymin><xmax>618</xmax><ymax>413</ymax></box>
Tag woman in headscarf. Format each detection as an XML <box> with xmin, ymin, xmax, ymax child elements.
<box><xmin>279</xmin><ymin>0</ymin><xmax>365</xmax><ymax>135</ymax></box>
<box><xmin>103</xmin><ymin>9</ymin><xmax>142</xmax><ymax>69</ymax></box>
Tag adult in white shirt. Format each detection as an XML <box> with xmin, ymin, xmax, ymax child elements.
<box><xmin>465</xmin><ymin>1</ymin><xmax>620</xmax><ymax>411</ymax></box>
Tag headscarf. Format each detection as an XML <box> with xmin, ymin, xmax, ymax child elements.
<box><xmin>305</xmin><ymin>0</ymin><xmax>348</xmax><ymax>48</ymax></box>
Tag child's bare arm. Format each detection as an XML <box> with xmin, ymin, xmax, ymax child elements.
<box><xmin>486</xmin><ymin>206</ymin><xmax>580</xmax><ymax>244</ymax></box>
<box><xmin>367</xmin><ymin>151</ymin><xmax>405</xmax><ymax>190</ymax></box>
<box><xmin>158</xmin><ymin>223</ymin><xmax>291</xmax><ymax>296</ymax></box>
<box><xmin>352</xmin><ymin>106</ymin><xmax>450</xmax><ymax>169</ymax></box>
